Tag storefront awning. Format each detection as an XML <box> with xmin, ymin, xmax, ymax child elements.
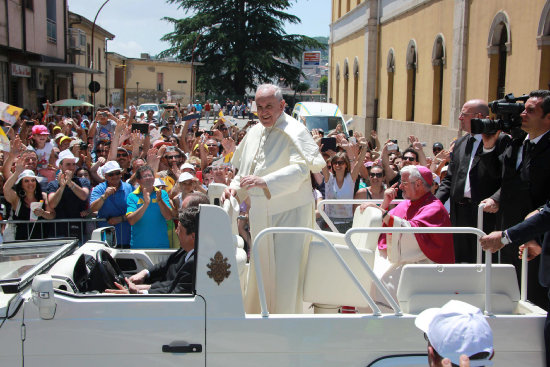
<box><xmin>28</xmin><ymin>62</ymin><xmax>103</xmax><ymax>74</ymax></box>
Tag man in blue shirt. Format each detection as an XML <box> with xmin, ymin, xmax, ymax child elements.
<box><xmin>89</xmin><ymin>161</ymin><xmax>133</xmax><ymax>247</ymax></box>
<box><xmin>126</xmin><ymin>165</ymin><xmax>173</xmax><ymax>248</ymax></box>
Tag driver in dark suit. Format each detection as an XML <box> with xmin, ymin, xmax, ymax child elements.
<box><xmin>106</xmin><ymin>206</ymin><xmax>200</xmax><ymax>294</ymax></box>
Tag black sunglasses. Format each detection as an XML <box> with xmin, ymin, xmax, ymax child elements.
<box><xmin>369</xmin><ymin>172</ymin><xmax>383</xmax><ymax>178</ymax></box>
<box><xmin>403</xmin><ymin>156</ymin><xmax>416</xmax><ymax>162</ymax></box>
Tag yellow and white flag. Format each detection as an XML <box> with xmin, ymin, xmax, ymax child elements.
<box><xmin>0</xmin><ymin>127</ymin><xmax>10</xmax><ymax>152</ymax></box>
<box><xmin>0</xmin><ymin>102</ymin><xmax>23</xmax><ymax>125</ymax></box>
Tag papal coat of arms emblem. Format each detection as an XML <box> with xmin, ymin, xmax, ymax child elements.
<box><xmin>207</xmin><ymin>251</ymin><xmax>231</xmax><ymax>285</ymax></box>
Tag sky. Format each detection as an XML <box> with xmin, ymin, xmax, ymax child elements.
<box><xmin>68</xmin><ymin>0</ymin><xmax>331</xmax><ymax>58</ymax></box>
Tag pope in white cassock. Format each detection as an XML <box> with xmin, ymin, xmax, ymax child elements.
<box><xmin>222</xmin><ymin>84</ymin><xmax>325</xmax><ymax>314</ymax></box>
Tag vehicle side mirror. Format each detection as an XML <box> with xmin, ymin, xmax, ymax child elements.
<box><xmin>91</xmin><ymin>226</ymin><xmax>117</xmax><ymax>248</ymax></box>
<box><xmin>31</xmin><ymin>275</ymin><xmax>56</xmax><ymax>320</ymax></box>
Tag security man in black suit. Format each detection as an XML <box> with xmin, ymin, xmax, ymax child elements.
<box><xmin>481</xmin><ymin>202</ymin><xmax>550</xmax><ymax>367</ymax></box>
<box><xmin>481</xmin><ymin>90</ymin><xmax>550</xmax><ymax>310</ymax></box>
<box><xmin>436</xmin><ymin>99</ymin><xmax>509</xmax><ymax>263</ymax></box>
<box><xmin>106</xmin><ymin>206</ymin><xmax>200</xmax><ymax>294</ymax></box>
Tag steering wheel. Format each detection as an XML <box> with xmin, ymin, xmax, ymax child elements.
<box><xmin>95</xmin><ymin>249</ymin><xmax>126</xmax><ymax>291</ymax></box>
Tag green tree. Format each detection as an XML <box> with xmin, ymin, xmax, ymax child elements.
<box><xmin>160</xmin><ymin>0</ymin><xmax>324</xmax><ymax>96</ymax></box>
<box><xmin>292</xmin><ymin>81</ymin><xmax>309</xmax><ymax>102</ymax></box>
<box><xmin>319</xmin><ymin>76</ymin><xmax>328</xmax><ymax>95</ymax></box>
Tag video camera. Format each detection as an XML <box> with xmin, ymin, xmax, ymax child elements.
<box><xmin>470</xmin><ymin>93</ymin><xmax>529</xmax><ymax>134</ymax></box>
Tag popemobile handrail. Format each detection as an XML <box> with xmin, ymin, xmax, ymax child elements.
<box><xmin>317</xmin><ymin>199</ymin><xmax>404</xmax><ymax>233</ymax></box>
<box><xmin>476</xmin><ymin>203</ymin><xmax>485</xmax><ymax>264</ymax></box>
<box><xmin>476</xmin><ymin>202</ymin><xmax>529</xmax><ymax>302</ymax></box>
<box><xmin>252</xmin><ymin>227</ymin><xmax>384</xmax><ymax>318</ymax></box>
<box><xmin>253</xmin><ymin>226</ymin><xmax>494</xmax><ymax>317</ymax></box>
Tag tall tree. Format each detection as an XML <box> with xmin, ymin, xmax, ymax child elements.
<box><xmin>160</xmin><ymin>0</ymin><xmax>323</xmax><ymax>97</ymax></box>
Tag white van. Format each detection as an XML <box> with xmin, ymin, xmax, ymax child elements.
<box><xmin>291</xmin><ymin>102</ymin><xmax>351</xmax><ymax>136</ymax></box>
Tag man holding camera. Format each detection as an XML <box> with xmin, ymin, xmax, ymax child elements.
<box><xmin>482</xmin><ymin>90</ymin><xmax>550</xmax><ymax>309</ymax></box>
<box><xmin>89</xmin><ymin>107</ymin><xmax>116</xmax><ymax>151</ymax></box>
<box><xmin>436</xmin><ymin>99</ymin><xmax>509</xmax><ymax>264</ymax></box>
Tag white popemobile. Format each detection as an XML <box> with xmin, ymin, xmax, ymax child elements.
<box><xmin>0</xmin><ymin>204</ymin><xmax>546</xmax><ymax>366</ymax></box>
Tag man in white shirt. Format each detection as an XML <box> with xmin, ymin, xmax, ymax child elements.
<box><xmin>222</xmin><ymin>84</ymin><xmax>325</xmax><ymax>314</ymax></box>
<box><xmin>212</xmin><ymin>100</ymin><xmax>221</xmax><ymax>115</ymax></box>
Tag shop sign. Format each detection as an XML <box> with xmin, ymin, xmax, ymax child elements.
<box><xmin>303</xmin><ymin>51</ymin><xmax>321</xmax><ymax>68</ymax></box>
<box><xmin>11</xmin><ymin>63</ymin><xmax>31</xmax><ymax>78</ymax></box>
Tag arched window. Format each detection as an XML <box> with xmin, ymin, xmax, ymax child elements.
<box><xmin>432</xmin><ymin>34</ymin><xmax>445</xmax><ymax>125</ymax></box>
<box><xmin>386</xmin><ymin>49</ymin><xmax>395</xmax><ymax>119</ymax></box>
<box><xmin>487</xmin><ymin>11</ymin><xmax>511</xmax><ymax>101</ymax></box>
<box><xmin>343</xmin><ymin>58</ymin><xmax>349</xmax><ymax>114</ymax></box>
<box><xmin>406</xmin><ymin>40</ymin><xmax>417</xmax><ymax>121</ymax></box>
<box><xmin>538</xmin><ymin>1</ymin><xmax>550</xmax><ymax>89</ymax></box>
<box><xmin>335</xmin><ymin>64</ymin><xmax>341</xmax><ymax>106</ymax></box>
<box><xmin>353</xmin><ymin>56</ymin><xmax>359</xmax><ymax>116</ymax></box>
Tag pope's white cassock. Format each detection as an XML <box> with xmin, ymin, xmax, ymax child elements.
<box><xmin>230</xmin><ymin>112</ymin><xmax>325</xmax><ymax>314</ymax></box>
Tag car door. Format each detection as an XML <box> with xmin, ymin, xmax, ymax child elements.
<box><xmin>22</xmin><ymin>292</ymin><xmax>206</xmax><ymax>366</ymax></box>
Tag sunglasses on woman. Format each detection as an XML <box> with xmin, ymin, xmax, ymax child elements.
<box><xmin>369</xmin><ymin>172</ymin><xmax>383</xmax><ymax>178</ymax></box>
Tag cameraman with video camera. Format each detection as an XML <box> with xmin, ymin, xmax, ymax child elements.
<box><xmin>436</xmin><ymin>99</ymin><xmax>510</xmax><ymax>264</ymax></box>
<box><xmin>481</xmin><ymin>90</ymin><xmax>550</xmax><ymax>310</ymax></box>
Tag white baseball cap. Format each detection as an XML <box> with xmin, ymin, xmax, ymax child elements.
<box><xmin>56</xmin><ymin>149</ymin><xmax>79</xmax><ymax>167</ymax></box>
<box><xmin>180</xmin><ymin>162</ymin><xmax>195</xmax><ymax>172</ymax></box>
<box><xmin>153</xmin><ymin>178</ymin><xmax>166</xmax><ymax>187</ymax></box>
<box><xmin>15</xmin><ymin>169</ymin><xmax>39</xmax><ymax>184</ymax></box>
<box><xmin>415</xmin><ymin>300</ymin><xmax>494</xmax><ymax>366</ymax></box>
<box><xmin>178</xmin><ymin>172</ymin><xmax>194</xmax><ymax>182</ymax></box>
<box><xmin>100</xmin><ymin>161</ymin><xmax>122</xmax><ymax>178</ymax></box>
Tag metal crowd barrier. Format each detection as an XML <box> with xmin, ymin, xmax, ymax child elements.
<box><xmin>0</xmin><ymin>217</ymin><xmax>180</xmax><ymax>249</ymax></box>
<box><xmin>0</xmin><ymin>218</ymin><xmax>108</xmax><ymax>245</ymax></box>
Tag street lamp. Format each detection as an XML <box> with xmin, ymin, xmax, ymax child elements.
<box><xmin>136</xmin><ymin>82</ymin><xmax>140</xmax><ymax>106</ymax></box>
<box><xmin>190</xmin><ymin>23</ymin><xmax>222</xmax><ymax>104</ymax></box>
<box><xmin>90</xmin><ymin>0</ymin><xmax>111</xmax><ymax>111</ymax></box>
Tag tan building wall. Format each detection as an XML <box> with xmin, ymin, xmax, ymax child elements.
<box><xmin>378</xmin><ymin>0</ymin><xmax>454</xmax><ymax>126</ymax></box>
<box><xmin>330</xmin><ymin>0</ymin><xmax>550</xmax><ymax>150</ymax></box>
<box><xmin>331</xmin><ymin>32</ymin><xmax>365</xmax><ymax>116</ymax></box>
<box><xmin>466</xmin><ymin>1</ymin><xmax>548</xmax><ymax>102</ymax></box>
<box><xmin>0</xmin><ymin>0</ymin><xmax>69</xmax><ymax>110</ymax></box>
<box><xmin>106</xmin><ymin>54</ymin><xmax>193</xmax><ymax>108</ymax></box>
<box><xmin>0</xmin><ymin>0</ymin><xmax>65</xmax><ymax>59</ymax></box>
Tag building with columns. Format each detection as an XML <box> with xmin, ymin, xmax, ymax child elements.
<box><xmin>330</xmin><ymin>0</ymin><xmax>550</xmax><ymax>148</ymax></box>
